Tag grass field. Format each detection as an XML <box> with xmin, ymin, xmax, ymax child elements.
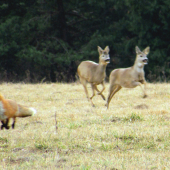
<box><xmin>0</xmin><ymin>82</ymin><xmax>170</xmax><ymax>170</ymax></box>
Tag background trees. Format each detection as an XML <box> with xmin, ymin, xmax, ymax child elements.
<box><xmin>0</xmin><ymin>0</ymin><xmax>170</xmax><ymax>82</ymax></box>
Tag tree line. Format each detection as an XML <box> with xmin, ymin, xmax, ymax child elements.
<box><xmin>0</xmin><ymin>0</ymin><xmax>170</xmax><ymax>82</ymax></box>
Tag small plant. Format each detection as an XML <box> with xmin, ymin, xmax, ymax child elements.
<box><xmin>100</xmin><ymin>142</ymin><xmax>113</xmax><ymax>151</ymax></box>
<box><xmin>80</xmin><ymin>165</ymin><xmax>91</xmax><ymax>170</ymax></box>
<box><xmin>34</xmin><ymin>141</ymin><xmax>49</xmax><ymax>150</ymax></box>
<box><xmin>68</xmin><ymin>122</ymin><xmax>82</xmax><ymax>129</ymax></box>
<box><xmin>123</xmin><ymin>113</ymin><xmax>143</xmax><ymax>122</ymax></box>
<box><xmin>144</xmin><ymin>142</ymin><xmax>156</xmax><ymax>150</ymax></box>
<box><xmin>0</xmin><ymin>137</ymin><xmax>8</xmax><ymax>148</ymax></box>
<box><xmin>0</xmin><ymin>137</ymin><xmax>8</xmax><ymax>144</ymax></box>
<box><xmin>115</xmin><ymin>134</ymin><xmax>136</xmax><ymax>145</ymax></box>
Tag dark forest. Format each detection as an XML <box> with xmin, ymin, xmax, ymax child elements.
<box><xmin>0</xmin><ymin>0</ymin><xmax>170</xmax><ymax>82</ymax></box>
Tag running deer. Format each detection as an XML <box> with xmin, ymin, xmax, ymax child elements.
<box><xmin>106</xmin><ymin>46</ymin><xmax>150</xmax><ymax>109</ymax></box>
<box><xmin>77</xmin><ymin>46</ymin><xmax>110</xmax><ymax>106</ymax></box>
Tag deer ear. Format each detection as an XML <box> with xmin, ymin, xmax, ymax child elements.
<box><xmin>143</xmin><ymin>46</ymin><xmax>150</xmax><ymax>55</ymax></box>
<box><xmin>104</xmin><ymin>46</ymin><xmax>110</xmax><ymax>53</ymax></box>
<box><xmin>98</xmin><ymin>46</ymin><xmax>103</xmax><ymax>55</ymax></box>
<box><xmin>135</xmin><ymin>46</ymin><xmax>141</xmax><ymax>54</ymax></box>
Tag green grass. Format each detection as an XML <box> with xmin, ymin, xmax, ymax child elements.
<box><xmin>123</xmin><ymin>112</ymin><xmax>143</xmax><ymax>122</ymax></box>
<box><xmin>0</xmin><ymin>82</ymin><xmax>170</xmax><ymax>169</ymax></box>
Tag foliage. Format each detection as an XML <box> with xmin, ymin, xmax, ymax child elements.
<box><xmin>0</xmin><ymin>0</ymin><xmax>170</xmax><ymax>82</ymax></box>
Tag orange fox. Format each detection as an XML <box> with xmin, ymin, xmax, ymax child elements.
<box><xmin>0</xmin><ymin>94</ymin><xmax>36</xmax><ymax>130</ymax></box>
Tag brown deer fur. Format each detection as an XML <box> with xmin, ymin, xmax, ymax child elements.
<box><xmin>106</xmin><ymin>46</ymin><xmax>150</xmax><ymax>109</ymax></box>
<box><xmin>77</xmin><ymin>46</ymin><xmax>110</xmax><ymax>106</ymax></box>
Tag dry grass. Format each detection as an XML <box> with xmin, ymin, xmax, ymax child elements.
<box><xmin>0</xmin><ymin>82</ymin><xmax>170</xmax><ymax>170</ymax></box>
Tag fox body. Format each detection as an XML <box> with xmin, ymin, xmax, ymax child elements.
<box><xmin>0</xmin><ymin>94</ymin><xmax>36</xmax><ymax>129</ymax></box>
<box><xmin>106</xmin><ymin>46</ymin><xmax>150</xmax><ymax>109</ymax></box>
<box><xmin>77</xmin><ymin>46</ymin><xmax>110</xmax><ymax>106</ymax></box>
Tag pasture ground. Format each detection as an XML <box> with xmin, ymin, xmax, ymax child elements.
<box><xmin>0</xmin><ymin>82</ymin><xmax>170</xmax><ymax>170</ymax></box>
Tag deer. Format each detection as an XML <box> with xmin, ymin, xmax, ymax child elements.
<box><xmin>77</xmin><ymin>46</ymin><xmax>110</xmax><ymax>106</ymax></box>
<box><xmin>106</xmin><ymin>46</ymin><xmax>150</xmax><ymax>109</ymax></box>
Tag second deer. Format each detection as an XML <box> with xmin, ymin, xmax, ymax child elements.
<box><xmin>77</xmin><ymin>46</ymin><xmax>110</xmax><ymax>106</ymax></box>
<box><xmin>106</xmin><ymin>46</ymin><xmax>150</xmax><ymax>109</ymax></box>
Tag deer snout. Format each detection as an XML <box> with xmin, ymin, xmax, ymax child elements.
<box><xmin>143</xmin><ymin>58</ymin><xmax>148</xmax><ymax>64</ymax></box>
<box><xmin>105</xmin><ymin>55</ymin><xmax>110</xmax><ymax>63</ymax></box>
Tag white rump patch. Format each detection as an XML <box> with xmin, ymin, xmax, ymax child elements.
<box><xmin>0</xmin><ymin>101</ymin><xmax>7</xmax><ymax>120</ymax></box>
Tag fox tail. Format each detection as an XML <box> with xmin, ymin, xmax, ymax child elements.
<box><xmin>16</xmin><ymin>104</ymin><xmax>37</xmax><ymax>117</ymax></box>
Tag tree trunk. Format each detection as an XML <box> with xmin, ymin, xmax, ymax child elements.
<box><xmin>57</xmin><ymin>0</ymin><xmax>67</xmax><ymax>42</ymax></box>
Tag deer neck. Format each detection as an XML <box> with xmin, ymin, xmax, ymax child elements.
<box><xmin>133</xmin><ymin>60</ymin><xmax>144</xmax><ymax>73</ymax></box>
<box><xmin>98</xmin><ymin>62</ymin><xmax>107</xmax><ymax>73</ymax></box>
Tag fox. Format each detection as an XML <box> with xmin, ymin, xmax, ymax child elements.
<box><xmin>0</xmin><ymin>93</ymin><xmax>36</xmax><ymax>130</ymax></box>
<box><xmin>106</xmin><ymin>46</ymin><xmax>150</xmax><ymax>109</ymax></box>
<box><xmin>77</xmin><ymin>46</ymin><xmax>110</xmax><ymax>106</ymax></box>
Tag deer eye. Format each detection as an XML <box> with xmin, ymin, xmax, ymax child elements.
<box><xmin>140</xmin><ymin>55</ymin><xmax>143</xmax><ymax>57</ymax></box>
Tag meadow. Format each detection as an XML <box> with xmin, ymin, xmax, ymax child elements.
<box><xmin>0</xmin><ymin>82</ymin><xmax>170</xmax><ymax>170</ymax></box>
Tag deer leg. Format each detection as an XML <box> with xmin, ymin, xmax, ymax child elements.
<box><xmin>90</xmin><ymin>84</ymin><xmax>95</xmax><ymax>107</ymax></box>
<box><xmin>106</xmin><ymin>85</ymin><xmax>122</xmax><ymax>109</ymax></box>
<box><xmin>132</xmin><ymin>81</ymin><xmax>147</xmax><ymax>98</ymax></box>
<box><xmin>142</xmin><ymin>81</ymin><xmax>147</xmax><ymax>98</ymax></box>
<box><xmin>80</xmin><ymin>77</ymin><xmax>90</xmax><ymax>101</ymax></box>
<box><xmin>106</xmin><ymin>84</ymin><xmax>117</xmax><ymax>109</ymax></box>
<box><xmin>94</xmin><ymin>84</ymin><xmax>105</xmax><ymax>100</ymax></box>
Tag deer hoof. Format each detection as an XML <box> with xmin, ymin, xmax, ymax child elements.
<box><xmin>90</xmin><ymin>96</ymin><xmax>94</xmax><ymax>100</ymax></box>
<box><xmin>102</xmin><ymin>96</ymin><xmax>105</xmax><ymax>100</ymax></box>
<box><xmin>98</xmin><ymin>93</ymin><xmax>105</xmax><ymax>100</ymax></box>
<box><xmin>105</xmin><ymin>103</ymin><xmax>109</xmax><ymax>109</ymax></box>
